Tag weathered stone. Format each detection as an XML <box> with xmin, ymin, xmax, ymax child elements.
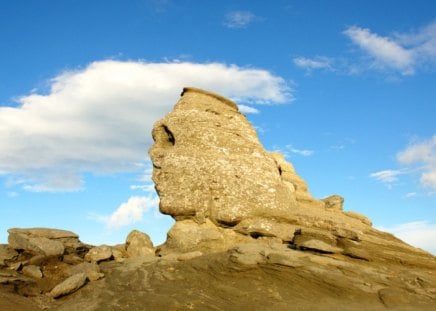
<box><xmin>342</xmin><ymin>246</ymin><xmax>370</xmax><ymax>261</ymax></box>
<box><xmin>111</xmin><ymin>245</ymin><xmax>128</xmax><ymax>262</ymax></box>
<box><xmin>229</xmin><ymin>243</ymin><xmax>267</xmax><ymax>266</ymax></box>
<box><xmin>332</xmin><ymin>227</ymin><xmax>361</xmax><ymax>241</ymax></box>
<box><xmin>293</xmin><ymin>228</ymin><xmax>337</xmax><ymax>246</ymax></box>
<box><xmin>159</xmin><ymin>219</ymin><xmax>250</xmax><ymax>255</ymax></box>
<box><xmin>125</xmin><ymin>230</ymin><xmax>154</xmax><ymax>257</ymax></box>
<box><xmin>48</xmin><ymin>273</ymin><xmax>87</xmax><ymax>298</ymax></box>
<box><xmin>66</xmin><ymin>261</ymin><xmax>104</xmax><ymax>281</ymax></box>
<box><xmin>84</xmin><ymin>245</ymin><xmax>112</xmax><ymax>263</ymax></box>
<box><xmin>234</xmin><ymin>218</ymin><xmax>296</xmax><ymax>241</ymax></box>
<box><xmin>22</xmin><ymin>265</ymin><xmax>43</xmax><ymax>279</ymax></box>
<box><xmin>0</xmin><ymin>244</ymin><xmax>18</xmax><ymax>266</ymax></box>
<box><xmin>68</xmin><ymin>262</ymin><xmax>99</xmax><ymax>276</ymax></box>
<box><xmin>322</xmin><ymin>195</ymin><xmax>344</xmax><ymax>211</ymax></box>
<box><xmin>7</xmin><ymin>228</ymin><xmax>78</xmax><ymax>240</ymax></box>
<box><xmin>297</xmin><ymin>239</ymin><xmax>343</xmax><ymax>254</ymax></box>
<box><xmin>266</xmin><ymin>250</ymin><xmax>306</xmax><ymax>268</ymax></box>
<box><xmin>270</xmin><ymin>152</ymin><xmax>324</xmax><ymax>209</ymax></box>
<box><xmin>8</xmin><ymin>233</ymin><xmax>64</xmax><ymax>257</ymax></box>
<box><xmin>344</xmin><ymin>211</ymin><xmax>372</xmax><ymax>226</ymax></box>
<box><xmin>62</xmin><ymin>254</ymin><xmax>83</xmax><ymax>265</ymax></box>
<box><xmin>177</xmin><ymin>251</ymin><xmax>203</xmax><ymax>261</ymax></box>
<box><xmin>8</xmin><ymin>261</ymin><xmax>23</xmax><ymax>271</ymax></box>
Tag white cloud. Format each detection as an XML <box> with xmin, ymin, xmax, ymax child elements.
<box><xmin>105</xmin><ymin>196</ymin><xmax>159</xmax><ymax>229</ymax></box>
<box><xmin>238</xmin><ymin>104</ymin><xmax>259</xmax><ymax>114</ymax></box>
<box><xmin>343</xmin><ymin>21</ymin><xmax>436</xmax><ymax>75</ymax></box>
<box><xmin>293</xmin><ymin>56</ymin><xmax>333</xmax><ymax>72</ymax></box>
<box><xmin>369</xmin><ymin>169</ymin><xmax>405</xmax><ymax>184</ymax></box>
<box><xmin>397</xmin><ymin>135</ymin><xmax>436</xmax><ymax>190</ymax></box>
<box><xmin>0</xmin><ymin>60</ymin><xmax>292</xmax><ymax>192</ymax></box>
<box><xmin>379</xmin><ymin>221</ymin><xmax>436</xmax><ymax>255</ymax></box>
<box><xmin>344</xmin><ymin>26</ymin><xmax>414</xmax><ymax>75</ymax></box>
<box><xmin>224</xmin><ymin>11</ymin><xmax>257</xmax><ymax>29</ymax></box>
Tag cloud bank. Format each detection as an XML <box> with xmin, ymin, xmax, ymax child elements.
<box><xmin>0</xmin><ymin>60</ymin><xmax>292</xmax><ymax>192</ymax></box>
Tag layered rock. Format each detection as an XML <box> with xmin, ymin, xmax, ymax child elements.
<box><xmin>149</xmin><ymin>87</ymin><xmax>426</xmax><ymax>266</ymax></box>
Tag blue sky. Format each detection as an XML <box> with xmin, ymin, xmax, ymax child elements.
<box><xmin>0</xmin><ymin>0</ymin><xmax>435</xmax><ymax>253</ymax></box>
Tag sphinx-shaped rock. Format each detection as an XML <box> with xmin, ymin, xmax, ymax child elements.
<box><xmin>149</xmin><ymin>87</ymin><xmax>326</xmax><ymax>225</ymax></box>
<box><xmin>149</xmin><ymin>87</ymin><xmax>435</xmax><ymax>270</ymax></box>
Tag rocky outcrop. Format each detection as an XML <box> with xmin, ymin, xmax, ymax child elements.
<box><xmin>0</xmin><ymin>228</ymin><xmax>155</xmax><ymax>308</ymax></box>
<box><xmin>148</xmin><ymin>87</ymin><xmax>431</xmax><ymax>269</ymax></box>
<box><xmin>1</xmin><ymin>87</ymin><xmax>435</xmax><ymax>310</ymax></box>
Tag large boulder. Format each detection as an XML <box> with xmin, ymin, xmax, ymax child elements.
<box><xmin>125</xmin><ymin>230</ymin><xmax>154</xmax><ymax>257</ymax></box>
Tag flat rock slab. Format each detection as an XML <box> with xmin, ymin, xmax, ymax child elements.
<box><xmin>8</xmin><ymin>228</ymin><xmax>78</xmax><ymax>239</ymax></box>
<box><xmin>48</xmin><ymin>273</ymin><xmax>87</xmax><ymax>298</ymax></box>
<box><xmin>8</xmin><ymin>233</ymin><xmax>64</xmax><ymax>256</ymax></box>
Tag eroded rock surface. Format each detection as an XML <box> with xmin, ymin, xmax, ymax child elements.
<box><xmin>1</xmin><ymin>87</ymin><xmax>435</xmax><ymax>310</ymax></box>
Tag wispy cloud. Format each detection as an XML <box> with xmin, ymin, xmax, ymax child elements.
<box><xmin>370</xmin><ymin>134</ymin><xmax>436</xmax><ymax>194</ymax></box>
<box><xmin>294</xmin><ymin>21</ymin><xmax>436</xmax><ymax>76</ymax></box>
<box><xmin>224</xmin><ymin>11</ymin><xmax>257</xmax><ymax>29</ymax></box>
<box><xmin>370</xmin><ymin>169</ymin><xmax>405</xmax><ymax>184</ymax></box>
<box><xmin>344</xmin><ymin>21</ymin><xmax>436</xmax><ymax>75</ymax></box>
<box><xmin>344</xmin><ymin>26</ymin><xmax>414</xmax><ymax>75</ymax></box>
<box><xmin>293</xmin><ymin>56</ymin><xmax>334</xmax><ymax>73</ymax></box>
<box><xmin>0</xmin><ymin>60</ymin><xmax>292</xmax><ymax>192</ymax></box>
<box><xmin>378</xmin><ymin>221</ymin><xmax>436</xmax><ymax>254</ymax></box>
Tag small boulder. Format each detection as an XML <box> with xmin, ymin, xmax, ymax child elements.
<box><xmin>126</xmin><ymin>230</ymin><xmax>154</xmax><ymax>258</ymax></box>
<box><xmin>22</xmin><ymin>265</ymin><xmax>43</xmax><ymax>279</ymax></box>
<box><xmin>322</xmin><ymin>195</ymin><xmax>344</xmax><ymax>211</ymax></box>
<box><xmin>48</xmin><ymin>272</ymin><xmax>87</xmax><ymax>298</ymax></box>
<box><xmin>84</xmin><ymin>245</ymin><xmax>112</xmax><ymax>263</ymax></box>
<box><xmin>177</xmin><ymin>251</ymin><xmax>203</xmax><ymax>261</ymax></box>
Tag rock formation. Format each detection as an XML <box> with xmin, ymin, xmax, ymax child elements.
<box><xmin>1</xmin><ymin>87</ymin><xmax>435</xmax><ymax>310</ymax></box>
